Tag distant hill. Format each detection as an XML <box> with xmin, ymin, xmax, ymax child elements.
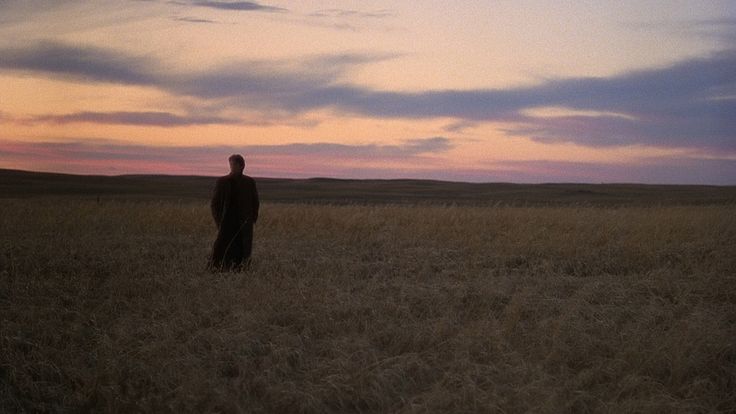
<box><xmin>1</xmin><ymin>168</ymin><xmax>735</xmax><ymax>206</ymax></box>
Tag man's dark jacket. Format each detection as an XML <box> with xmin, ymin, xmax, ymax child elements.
<box><xmin>209</xmin><ymin>173</ymin><xmax>259</xmax><ymax>269</ymax></box>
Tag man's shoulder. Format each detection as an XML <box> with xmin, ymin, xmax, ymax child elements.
<box><xmin>217</xmin><ymin>174</ymin><xmax>255</xmax><ymax>186</ymax></box>
<box><xmin>215</xmin><ymin>175</ymin><xmax>232</xmax><ymax>187</ymax></box>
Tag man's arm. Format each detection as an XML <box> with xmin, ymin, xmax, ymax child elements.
<box><xmin>251</xmin><ymin>179</ymin><xmax>260</xmax><ymax>223</ymax></box>
<box><xmin>210</xmin><ymin>179</ymin><xmax>225</xmax><ymax>227</ymax></box>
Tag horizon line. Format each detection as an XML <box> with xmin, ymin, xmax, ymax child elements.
<box><xmin>1</xmin><ymin>167</ymin><xmax>733</xmax><ymax>188</ymax></box>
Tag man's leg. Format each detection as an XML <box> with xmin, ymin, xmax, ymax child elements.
<box><xmin>224</xmin><ymin>234</ymin><xmax>243</xmax><ymax>270</ymax></box>
<box><xmin>241</xmin><ymin>223</ymin><xmax>254</xmax><ymax>268</ymax></box>
<box><xmin>209</xmin><ymin>232</ymin><xmax>226</xmax><ymax>270</ymax></box>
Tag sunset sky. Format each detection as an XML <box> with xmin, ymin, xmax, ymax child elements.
<box><xmin>1</xmin><ymin>1</ymin><xmax>734</xmax><ymax>183</ymax></box>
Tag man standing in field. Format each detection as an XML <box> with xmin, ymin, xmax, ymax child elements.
<box><xmin>209</xmin><ymin>154</ymin><xmax>260</xmax><ymax>271</ymax></box>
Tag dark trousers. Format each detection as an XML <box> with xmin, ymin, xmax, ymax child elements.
<box><xmin>210</xmin><ymin>222</ymin><xmax>253</xmax><ymax>271</ymax></box>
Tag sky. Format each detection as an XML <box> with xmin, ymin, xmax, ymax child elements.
<box><xmin>0</xmin><ymin>0</ymin><xmax>734</xmax><ymax>184</ymax></box>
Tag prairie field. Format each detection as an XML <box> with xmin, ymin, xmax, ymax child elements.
<box><xmin>1</xmin><ymin>198</ymin><xmax>735</xmax><ymax>412</ymax></box>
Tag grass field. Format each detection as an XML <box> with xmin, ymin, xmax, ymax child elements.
<box><xmin>1</xmin><ymin>194</ymin><xmax>735</xmax><ymax>412</ymax></box>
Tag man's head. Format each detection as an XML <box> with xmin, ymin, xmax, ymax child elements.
<box><xmin>228</xmin><ymin>154</ymin><xmax>245</xmax><ymax>175</ymax></box>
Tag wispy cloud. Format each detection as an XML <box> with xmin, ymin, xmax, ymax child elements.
<box><xmin>23</xmin><ymin>111</ymin><xmax>240</xmax><ymax>127</ymax></box>
<box><xmin>172</xmin><ymin>1</ymin><xmax>286</xmax><ymax>13</ymax></box>
<box><xmin>301</xmin><ymin>7</ymin><xmax>395</xmax><ymax>31</ymax></box>
<box><xmin>172</xmin><ymin>16</ymin><xmax>218</xmax><ymax>24</ymax></box>
<box><xmin>690</xmin><ymin>17</ymin><xmax>736</xmax><ymax>27</ymax></box>
<box><xmin>247</xmin><ymin>137</ymin><xmax>452</xmax><ymax>158</ymax></box>
<box><xmin>0</xmin><ymin>41</ymin><xmax>159</xmax><ymax>85</ymax></box>
<box><xmin>28</xmin><ymin>136</ymin><xmax>450</xmax><ymax>159</ymax></box>
<box><xmin>1</xmin><ymin>41</ymin><xmax>734</xmax><ymax>151</ymax></box>
<box><xmin>442</xmin><ymin>120</ymin><xmax>478</xmax><ymax>133</ymax></box>
<box><xmin>0</xmin><ymin>137</ymin><xmax>453</xmax><ymax>177</ymax></box>
<box><xmin>625</xmin><ymin>17</ymin><xmax>736</xmax><ymax>43</ymax></box>
<box><xmin>309</xmin><ymin>9</ymin><xmax>394</xmax><ymax>19</ymax></box>
<box><xmin>1</xmin><ymin>109</ymin><xmax>317</xmax><ymax>128</ymax></box>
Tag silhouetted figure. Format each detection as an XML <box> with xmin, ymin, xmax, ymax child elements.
<box><xmin>209</xmin><ymin>154</ymin><xmax>259</xmax><ymax>271</ymax></box>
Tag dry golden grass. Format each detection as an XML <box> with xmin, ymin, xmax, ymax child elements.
<box><xmin>1</xmin><ymin>199</ymin><xmax>735</xmax><ymax>412</ymax></box>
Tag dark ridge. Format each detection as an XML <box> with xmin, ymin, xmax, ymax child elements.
<box><xmin>1</xmin><ymin>168</ymin><xmax>735</xmax><ymax>206</ymax></box>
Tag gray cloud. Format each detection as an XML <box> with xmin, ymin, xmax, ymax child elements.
<box><xmin>494</xmin><ymin>158</ymin><xmax>736</xmax><ymax>186</ymax></box>
<box><xmin>172</xmin><ymin>16</ymin><xmax>218</xmax><ymax>24</ymax></box>
<box><xmin>503</xmin><ymin>106</ymin><xmax>736</xmax><ymax>150</ymax></box>
<box><xmin>175</xmin><ymin>1</ymin><xmax>286</xmax><ymax>13</ymax></box>
<box><xmin>0</xmin><ymin>41</ymin><xmax>159</xmax><ymax>85</ymax></box>
<box><xmin>26</xmin><ymin>111</ymin><xmax>239</xmax><ymax>127</ymax></box>
<box><xmin>1</xmin><ymin>41</ymin><xmax>734</xmax><ymax>151</ymax></box>
<box><xmin>442</xmin><ymin>120</ymin><xmax>478</xmax><ymax>133</ymax></box>
<box><xmin>168</xmin><ymin>50</ymin><xmax>736</xmax><ymax>151</ymax></box>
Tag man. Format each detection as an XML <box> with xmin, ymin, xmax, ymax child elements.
<box><xmin>209</xmin><ymin>154</ymin><xmax>260</xmax><ymax>271</ymax></box>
